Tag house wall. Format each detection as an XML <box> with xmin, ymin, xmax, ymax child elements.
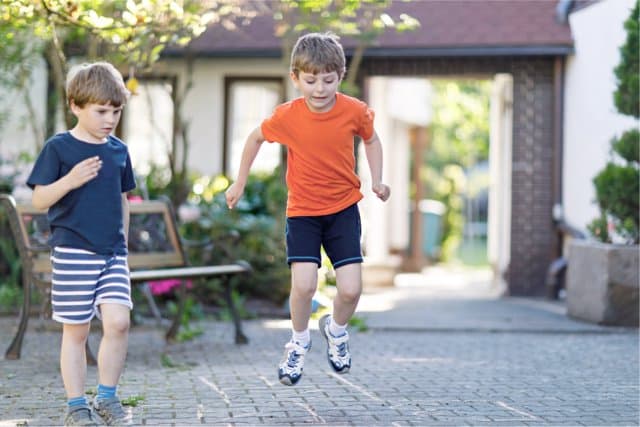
<box><xmin>563</xmin><ymin>0</ymin><xmax>638</xmax><ymax>232</ymax></box>
<box><xmin>154</xmin><ymin>57</ymin><xmax>291</xmax><ymax>176</ymax></box>
<box><xmin>0</xmin><ymin>57</ymin><xmax>48</xmax><ymax>159</ymax></box>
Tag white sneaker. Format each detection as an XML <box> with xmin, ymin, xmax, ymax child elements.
<box><xmin>319</xmin><ymin>314</ymin><xmax>351</xmax><ymax>373</ymax></box>
<box><xmin>278</xmin><ymin>340</ymin><xmax>311</xmax><ymax>386</ymax></box>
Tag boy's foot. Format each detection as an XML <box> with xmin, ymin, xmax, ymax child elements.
<box><xmin>319</xmin><ymin>314</ymin><xmax>351</xmax><ymax>373</ymax></box>
<box><xmin>64</xmin><ymin>405</ymin><xmax>98</xmax><ymax>426</ymax></box>
<box><xmin>92</xmin><ymin>396</ymin><xmax>132</xmax><ymax>425</ymax></box>
<box><xmin>278</xmin><ymin>340</ymin><xmax>311</xmax><ymax>386</ymax></box>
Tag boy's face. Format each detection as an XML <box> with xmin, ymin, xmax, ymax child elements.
<box><xmin>70</xmin><ymin>101</ymin><xmax>123</xmax><ymax>143</ymax></box>
<box><xmin>291</xmin><ymin>70</ymin><xmax>341</xmax><ymax>113</ymax></box>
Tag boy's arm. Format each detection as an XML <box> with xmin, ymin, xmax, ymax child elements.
<box><xmin>225</xmin><ymin>126</ymin><xmax>265</xmax><ymax>209</ymax></box>
<box><xmin>32</xmin><ymin>156</ymin><xmax>103</xmax><ymax>210</ymax></box>
<box><xmin>363</xmin><ymin>132</ymin><xmax>391</xmax><ymax>202</ymax></box>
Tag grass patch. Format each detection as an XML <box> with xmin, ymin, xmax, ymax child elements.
<box><xmin>122</xmin><ymin>395</ymin><xmax>145</xmax><ymax>407</ymax></box>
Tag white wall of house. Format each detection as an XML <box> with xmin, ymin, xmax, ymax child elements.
<box><xmin>0</xmin><ymin>57</ymin><xmax>47</xmax><ymax>159</ymax></box>
<box><xmin>153</xmin><ymin>57</ymin><xmax>291</xmax><ymax>177</ymax></box>
<box><xmin>563</xmin><ymin>0</ymin><xmax>638</xmax><ymax>232</ymax></box>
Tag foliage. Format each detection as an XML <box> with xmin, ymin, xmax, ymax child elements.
<box><xmin>348</xmin><ymin>315</ymin><xmax>369</xmax><ymax>332</ymax></box>
<box><xmin>121</xmin><ymin>395</ymin><xmax>145</xmax><ymax>407</ymax></box>
<box><xmin>160</xmin><ymin>352</ymin><xmax>195</xmax><ymax>370</ymax></box>
<box><xmin>588</xmin><ymin>129</ymin><xmax>640</xmax><ymax>243</ymax></box>
<box><xmin>613</xmin><ymin>0</ymin><xmax>639</xmax><ymax>118</ymax></box>
<box><xmin>430</xmin><ymin>80</ymin><xmax>491</xmax><ymax>169</ymax></box>
<box><xmin>140</xmin><ymin>166</ymin><xmax>290</xmax><ymax>307</ymax></box>
<box><xmin>166</xmin><ymin>296</ymin><xmax>204</xmax><ymax>341</ymax></box>
<box><xmin>423</xmin><ymin>80</ymin><xmax>491</xmax><ymax>260</ymax></box>
<box><xmin>1</xmin><ymin>0</ymin><xmax>245</xmax><ymax>129</ymax></box>
<box><xmin>588</xmin><ymin>2</ymin><xmax>640</xmax><ymax>244</ymax></box>
<box><xmin>426</xmin><ymin>164</ymin><xmax>465</xmax><ymax>262</ymax></box>
<box><xmin>0</xmin><ymin>11</ymin><xmax>45</xmax><ymax>143</ymax></box>
<box><xmin>181</xmin><ymin>168</ymin><xmax>291</xmax><ymax>305</ymax></box>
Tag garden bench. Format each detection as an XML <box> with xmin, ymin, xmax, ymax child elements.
<box><xmin>1</xmin><ymin>194</ymin><xmax>251</xmax><ymax>362</ymax></box>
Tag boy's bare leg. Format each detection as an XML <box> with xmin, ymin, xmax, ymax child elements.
<box><xmin>61</xmin><ymin>323</ymin><xmax>91</xmax><ymax>398</ymax></box>
<box><xmin>332</xmin><ymin>263</ymin><xmax>362</xmax><ymax>325</ymax></box>
<box><xmin>97</xmin><ymin>304</ymin><xmax>130</xmax><ymax>386</ymax></box>
<box><xmin>289</xmin><ymin>262</ymin><xmax>318</xmax><ymax>332</ymax></box>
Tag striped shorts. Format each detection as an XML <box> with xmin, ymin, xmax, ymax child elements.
<box><xmin>51</xmin><ymin>247</ymin><xmax>133</xmax><ymax>324</ymax></box>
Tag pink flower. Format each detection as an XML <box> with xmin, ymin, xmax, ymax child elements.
<box><xmin>148</xmin><ymin>279</ymin><xmax>193</xmax><ymax>295</ymax></box>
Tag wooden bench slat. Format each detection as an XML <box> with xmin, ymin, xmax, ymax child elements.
<box><xmin>130</xmin><ymin>264</ymin><xmax>250</xmax><ymax>282</ymax></box>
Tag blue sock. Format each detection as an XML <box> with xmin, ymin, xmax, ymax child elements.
<box><xmin>68</xmin><ymin>396</ymin><xmax>88</xmax><ymax>409</ymax></box>
<box><xmin>97</xmin><ymin>384</ymin><xmax>117</xmax><ymax>401</ymax></box>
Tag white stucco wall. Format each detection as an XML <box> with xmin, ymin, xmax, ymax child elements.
<box><xmin>155</xmin><ymin>57</ymin><xmax>291</xmax><ymax>176</ymax></box>
<box><xmin>563</xmin><ymin>0</ymin><xmax>638</xmax><ymax>232</ymax></box>
<box><xmin>0</xmin><ymin>57</ymin><xmax>47</xmax><ymax>159</ymax></box>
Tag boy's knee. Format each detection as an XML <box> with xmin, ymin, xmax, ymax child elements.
<box><xmin>292</xmin><ymin>282</ymin><xmax>317</xmax><ymax>300</ymax></box>
<box><xmin>337</xmin><ymin>287</ymin><xmax>361</xmax><ymax>304</ymax></box>
<box><xmin>102</xmin><ymin>315</ymin><xmax>130</xmax><ymax>335</ymax></box>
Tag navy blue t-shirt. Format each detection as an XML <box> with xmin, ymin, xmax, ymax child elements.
<box><xmin>27</xmin><ymin>132</ymin><xmax>136</xmax><ymax>255</ymax></box>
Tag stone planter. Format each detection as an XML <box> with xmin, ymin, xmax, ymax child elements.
<box><xmin>566</xmin><ymin>240</ymin><xmax>639</xmax><ymax>326</ymax></box>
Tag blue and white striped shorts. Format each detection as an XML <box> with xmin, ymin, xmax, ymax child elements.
<box><xmin>51</xmin><ymin>247</ymin><xmax>133</xmax><ymax>324</ymax></box>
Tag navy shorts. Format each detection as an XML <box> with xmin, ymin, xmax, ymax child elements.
<box><xmin>286</xmin><ymin>203</ymin><xmax>363</xmax><ymax>269</ymax></box>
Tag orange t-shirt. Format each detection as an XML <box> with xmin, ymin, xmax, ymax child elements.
<box><xmin>261</xmin><ymin>92</ymin><xmax>375</xmax><ymax>217</ymax></box>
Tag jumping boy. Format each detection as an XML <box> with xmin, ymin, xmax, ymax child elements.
<box><xmin>225</xmin><ymin>32</ymin><xmax>390</xmax><ymax>386</ymax></box>
<box><xmin>27</xmin><ymin>62</ymin><xmax>136</xmax><ymax>425</ymax></box>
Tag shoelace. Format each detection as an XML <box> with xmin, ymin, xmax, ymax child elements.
<box><xmin>327</xmin><ymin>332</ymin><xmax>349</xmax><ymax>360</ymax></box>
<box><xmin>283</xmin><ymin>342</ymin><xmax>306</xmax><ymax>370</ymax></box>
<box><xmin>335</xmin><ymin>342</ymin><xmax>347</xmax><ymax>357</ymax></box>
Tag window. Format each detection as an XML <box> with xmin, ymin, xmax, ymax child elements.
<box><xmin>224</xmin><ymin>77</ymin><xmax>284</xmax><ymax>177</ymax></box>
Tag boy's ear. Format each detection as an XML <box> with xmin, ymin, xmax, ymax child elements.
<box><xmin>68</xmin><ymin>100</ymin><xmax>81</xmax><ymax>115</ymax></box>
<box><xmin>289</xmin><ymin>71</ymin><xmax>300</xmax><ymax>89</ymax></box>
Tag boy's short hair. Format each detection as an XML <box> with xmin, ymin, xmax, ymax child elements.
<box><xmin>66</xmin><ymin>62</ymin><xmax>129</xmax><ymax>108</ymax></box>
<box><xmin>290</xmin><ymin>32</ymin><xmax>346</xmax><ymax>77</ymax></box>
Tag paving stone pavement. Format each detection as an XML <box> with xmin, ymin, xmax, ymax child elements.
<box><xmin>0</xmin><ymin>271</ymin><xmax>638</xmax><ymax>427</ymax></box>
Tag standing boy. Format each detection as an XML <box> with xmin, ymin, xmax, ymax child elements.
<box><xmin>27</xmin><ymin>62</ymin><xmax>136</xmax><ymax>425</ymax></box>
<box><xmin>225</xmin><ymin>32</ymin><xmax>390</xmax><ymax>386</ymax></box>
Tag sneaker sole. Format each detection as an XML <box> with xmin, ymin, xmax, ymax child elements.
<box><xmin>279</xmin><ymin>375</ymin><xmax>296</xmax><ymax>386</ymax></box>
<box><xmin>318</xmin><ymin>314</ymin><xmax>350</xmax><ymax>374</ymax></box>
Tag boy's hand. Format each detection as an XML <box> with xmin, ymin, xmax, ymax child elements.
<box><xmin>67</xmin><ymin>156</ymin><xmax>102</xmax><ymax>189</ymax></box>
<box><xmin>225</xmin><ymin>182</ymin><xmax>244</xmax><ymax>209</ymax></box>
<box><xmin>372</xmin><ymin>183</ymin><xmax>390</xmax><ymax>202</ymax></box>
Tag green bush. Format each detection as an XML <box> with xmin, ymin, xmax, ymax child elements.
<box><xmin>613</xmin><ymin>1</ymin><xmax>639</xmax><ymax>118</ymax></box>
<box><xmin>180</xmin><ymin>168</ymin><xmax>291</xmax><ymax>306</ymax></box>
<box><xmin>588</xmin><ymin>1</ymin><xmax>640</xmax><ymax>244</ymax></box>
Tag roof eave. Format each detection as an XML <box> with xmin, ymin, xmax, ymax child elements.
<box><xmin>358</xmin><ymin>45</ymin><xmax>575</xmax><ymax>57</ymax></box>
<box><xmin>162</xmin><ymin>44</ymin><xmax>574</xmax><ymax>59</ymax></box>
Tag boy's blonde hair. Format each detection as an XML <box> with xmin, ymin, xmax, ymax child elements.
<box><xmin>66</xmin><ymin>62</ymin><xmax>129</xmax><ymax>108</ymax></box>
<box><xmin>290</xmin><ymin>32</ymin><xmax>346</xmax><ymax>78</ymax></box>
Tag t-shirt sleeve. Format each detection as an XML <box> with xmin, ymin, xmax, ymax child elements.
<box><xmin>27</xmin><ymin>141</ymin><xmax>61</xmax><ymax>189</ymax></box>
<box><xmin>260</xmin><ymin>104</ymin><xmax>287</xmax><ymax>145</ymax></box>
<box><xmin>121</xmin><ymin>151</ymin><xmax>136</xmax><ymax>193</ymax></box>
<box><xmin>357</xmin><ymin>103</ymin><xmax>375</xmax><ymax>142</ymax></box>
